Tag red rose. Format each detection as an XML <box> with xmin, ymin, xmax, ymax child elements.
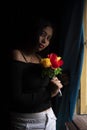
<box><xmin>47</xmin><ymin>53</ymin><xmax>64</xmax><ymax>69</ymax></box>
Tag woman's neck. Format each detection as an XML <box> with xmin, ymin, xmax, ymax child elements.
<box><xmin>20</xmin><ymin>49</ymin><xmax>41</xmax><ymax>63</ymax></box>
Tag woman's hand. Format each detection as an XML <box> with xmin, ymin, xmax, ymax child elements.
<box><xmin>50</xmin><ymin>76</ymin><xmax>63</xmax><ymax>97</ymax></box>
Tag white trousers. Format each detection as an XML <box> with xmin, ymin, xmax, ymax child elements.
<box><xmin>9</xmin><ymin>107</ymin><xmax>57</xmax><ymax>130</ymax></box>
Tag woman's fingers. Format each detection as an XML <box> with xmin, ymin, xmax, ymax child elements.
<box><xmin>51</xmin><ymin>77</ymin><xmax>63</xmax><ymax>89</ymax></box>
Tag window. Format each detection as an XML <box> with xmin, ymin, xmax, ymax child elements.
<box><xmin>76</xmin><ymin>1</ymin><xmax>87</xmax><ymax>114</ymax></box>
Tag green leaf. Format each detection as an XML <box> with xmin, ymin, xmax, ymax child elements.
<box><xmin>41</xmin><ymin>67</ymin><xmax>63</xmax><ymax>78</ymax></box>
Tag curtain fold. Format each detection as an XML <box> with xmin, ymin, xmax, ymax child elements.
<box><xmin>55</xmin><ymin>0</ymin><xmax>84</xmax><ymax>129</ymax></box>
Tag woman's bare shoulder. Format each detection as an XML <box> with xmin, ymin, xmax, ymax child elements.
<box><xmin>12</xmin><ymin>49</ymin><xmax>24</xmax><ymax>61</ymax></box>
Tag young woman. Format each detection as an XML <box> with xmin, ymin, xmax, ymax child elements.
<box><xmin>7</xmin><ymin>18</ymin><xmax>63</xmax><ymax>130</ymax></box>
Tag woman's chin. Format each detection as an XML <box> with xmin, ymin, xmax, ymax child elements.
<box><xmin>38</xmin><ymin>47</ymin><xmax>44</xmax><ymax>52</ymax></box>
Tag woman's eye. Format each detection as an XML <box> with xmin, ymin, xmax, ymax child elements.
<box><xmin>40</xmin><ymin>31</ymin><xmax>46</xmax><ymax>37</ymax></box>
<box><xmin>40</xmin><ymin>31</ymin><xmax>52</xmax><ymax>41</ymax></box>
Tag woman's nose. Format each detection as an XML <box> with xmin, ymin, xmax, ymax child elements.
<box><xmin>42</xmin><ymin>37</ymin><xmax>47</xmax><ymax>43</ymax></box>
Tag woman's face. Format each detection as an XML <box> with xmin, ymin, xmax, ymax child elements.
<box><xmin>37</xmin><ymin>26</ymin><xmax>53</xmax><ymax>51</ymax></box>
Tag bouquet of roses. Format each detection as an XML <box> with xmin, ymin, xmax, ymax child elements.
<box><xmin>40</xmin><ymin>53</ymin><xmax>64</xmax><ymax>96</ymax></box>
<box><xmin>41</xmin><ymin>53</ymin><xmax>64</xmax><ymax>78</ymax></box>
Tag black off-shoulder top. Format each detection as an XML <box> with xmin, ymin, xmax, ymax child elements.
<box><xmin>8</xmin><ymin>60</ymin><xmax>51</xmax><ymax>113</ymax></box>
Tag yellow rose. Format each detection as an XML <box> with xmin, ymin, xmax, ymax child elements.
<box><xmin>41</xmin><ymin>58</ymin><xmax>51</xmax><ymax>68</ymax></box>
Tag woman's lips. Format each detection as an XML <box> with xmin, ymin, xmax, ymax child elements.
<box><xmin>39</xmin><ymin>43</ymin><xmax>45</xmax><ymax>48</ymax></box>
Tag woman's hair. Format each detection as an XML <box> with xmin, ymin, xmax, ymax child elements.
<box><xmin>35</xmin><ymin>18</ymin><xmax>54</xmax><ymax>34</ymax></box>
